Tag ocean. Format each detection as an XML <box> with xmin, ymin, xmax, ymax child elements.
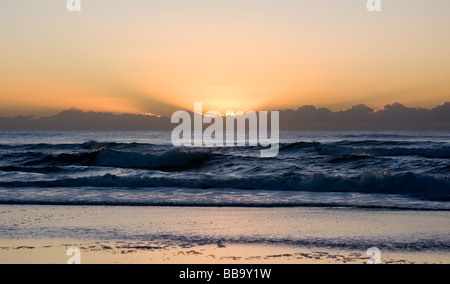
<box><xmin>0</xmin><ymin>131</ymin><xmax>448</xmax><ymax>210</ymax></box>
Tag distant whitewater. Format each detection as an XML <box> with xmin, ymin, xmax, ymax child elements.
<box><xmin>0</xmin><ymin>131</ymin><xmax>449</xmax><ymax>210</ymax></box>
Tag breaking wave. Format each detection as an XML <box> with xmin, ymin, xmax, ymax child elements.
<box><xmin>22</xmin><ymin>148</ymin><xmax>217</xmax><ymax>170</ymax></box>
<box><xmin>1</xmin><ymin>133</ymin><xmax>449</xmax><ymax>209</ymax></box>
<box><xmin>0</xmin><ymin>172</ymin><xmax>448</xmax><ymax>201</ymax></box>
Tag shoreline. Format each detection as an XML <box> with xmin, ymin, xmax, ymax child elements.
<box><xmin>1</xmin><ymin>205</ymin><xmax>449</xmax><ymax>264</ymax></box>
<box><xmin>1</xmin><ymin>202</ymin><xmax>449</xmax><ymax>211</ymax></box>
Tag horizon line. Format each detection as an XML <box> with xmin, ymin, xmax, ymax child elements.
<box><xmin>2</xmin><ymin>101</ymin><xmax>449</xmax><ymax>119</ymax></box>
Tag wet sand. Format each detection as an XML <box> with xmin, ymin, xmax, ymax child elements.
<box><xmin>1</xmin><ymin>205</ymin><xmax>449</xmax><ymax>264</ymax></box>
<box><xmin>2</xmin><ymin>240</ymin><xmax>450</xmax><ymax>264</ymax></box>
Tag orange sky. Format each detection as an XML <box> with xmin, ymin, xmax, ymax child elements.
<box><xmin>1</xmin><ymin>0</ymin><xmax>450</xmax><ymax>117</ymax></box>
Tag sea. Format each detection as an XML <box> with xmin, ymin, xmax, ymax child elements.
<box><xmin>0</xmin><ymin>130</ymin><xmax>449</xmax><ymax>211</ymax></box>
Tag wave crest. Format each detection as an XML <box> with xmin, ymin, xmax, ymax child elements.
<box><xmin>96</xmin><ymin>148</ymin><xmax>215</xmax><ymax>170</ymax></box>
<box><xmin>25</xmin><ymin>148</ymin><xmax>216</xmax><ymax>170</ymax></box>
<box><xmin>1</xmin><ymin>172</ymin><xmax>448</xmax><ymax>201</ymax></box>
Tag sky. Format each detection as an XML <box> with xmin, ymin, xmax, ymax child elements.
<box><xmin>1</xmin><ymin>0</ymin><xmax>450</xmax><ymax>117</ymax></box>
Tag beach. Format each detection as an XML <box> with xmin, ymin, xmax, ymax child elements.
<box><xmin>0</xmin><ymin>131</ymin><xmax>449</xmax><ymax>264</ymax></box>
<box><xmin>1</xmin><ymin>205</ymin><xmax>449</xmax><ymax>264</ymax></box>
<box><xmin>3</xmin><ymin>0</ymin><xmax>450</xmax><ymax>267</ymax></box>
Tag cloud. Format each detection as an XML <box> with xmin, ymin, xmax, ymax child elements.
<box><xmin>0</xmin><ymin>109</ymin><xmax>172</xmax><ymax>131</ymax></box>
<box><xmin>279</xmin><ymin>102</ymin><xmax>450</xmax><ymax>130</ymax></box>
<box><xmin>0</xmin><ymin>102</ymin><xmax>449</xmax><ymax>131</ymax></box>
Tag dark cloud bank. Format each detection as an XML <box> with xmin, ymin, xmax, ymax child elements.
<box><xmin>0</xmin><ymin>102</ymin><xmax>449</xmax><ymax>131</ymax></box>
